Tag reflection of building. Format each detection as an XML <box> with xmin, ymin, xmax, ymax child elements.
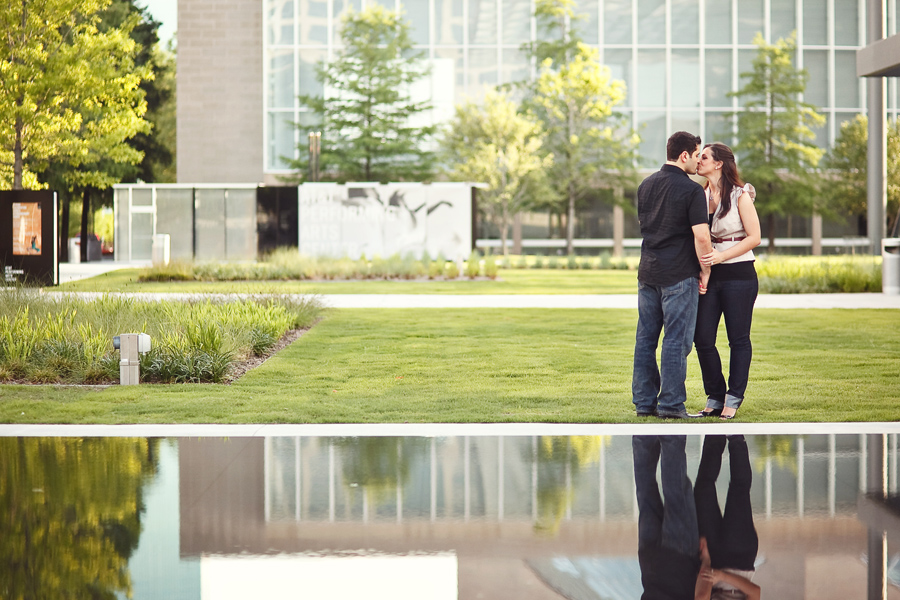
<box><xmin>179</xmin><ymin>434</ymin><xmax>900</xmax><ymax>598</ymax></box>
<box><xmin>179</xmin><ymin>0</ymin><xmax>900</xmax><ymax>185</ymax></box>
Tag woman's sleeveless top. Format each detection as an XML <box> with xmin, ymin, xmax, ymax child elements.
<box><xmin>709</xmin><ymin>183</ymin><xmax>756</xmax><ymax>265</ymax></box>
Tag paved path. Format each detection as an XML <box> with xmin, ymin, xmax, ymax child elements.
<box><xmin>57</xmin><ymin>263</ymin><xmax>900</xmax><ymax>309</ymax></box>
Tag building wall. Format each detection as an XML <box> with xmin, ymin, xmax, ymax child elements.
<box><xmin>177</xmin><ymin>0</ymin><xmax>265</xmax><ymax>183</ymax></box>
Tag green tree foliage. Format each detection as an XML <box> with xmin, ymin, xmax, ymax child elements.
<box><xmin>823</xmin><ymin>115</ymin><xmax>900</xmax><ymax>235</ymax></box>
<box><xmin>444</xmin><ymin>90</ymin><xmax>553</xmax><ymax>255</ymax></box>
<box><xmin>0</xmin><ymin>437</ymin><xmax>159</xmax><ymax>599</ymax></box>
<box><xmin>286</xmin><ymin>5</ymin><xmax>436</xmax><ymax>183</ymax></box>
<box><xmin>0</xmin><ymin>0</ymin><xmax>152</xmax><ymax>190</ymax></box>
<box><xmin>729</xmin><ymin>33</ymin><xmax>825</xmax><ymax>251</ymax></box>
<box><xmin>529</xmin><ymin>44</ymin><xmax>639</xmax><ymax>255</ymax></box>
<box><xmin>521</xmin><ymin>0</ymin><xmax>639</xmax><ymax>255</ymax></box>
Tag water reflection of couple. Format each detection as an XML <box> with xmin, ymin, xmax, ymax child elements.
<box><xmin>633</xmin><ymin>435</ymin><xmax>759</xmax><ymax>600</ymax></box>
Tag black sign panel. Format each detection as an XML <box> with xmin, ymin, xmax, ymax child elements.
<box><xmin>0</xmin><ymin>190</ymin><xmax>59</xmax><ymax>286</ymax></box>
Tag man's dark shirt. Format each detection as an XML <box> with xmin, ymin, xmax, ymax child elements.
<box><xmin>637</xmin><ymin>164</ymin><xmax>708</xmax><ymax>286</ymax></box>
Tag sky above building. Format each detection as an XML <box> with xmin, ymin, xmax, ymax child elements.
<box><xmin>139</xmin><ymin>0</ymin><xmax>177</xmax><ymax>46</ymax></box>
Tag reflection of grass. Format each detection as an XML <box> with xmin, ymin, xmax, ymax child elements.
<box><xmin>0</xmin><ymin>308</ymin><xmax>898</xmax><ymax>423</ymax></box>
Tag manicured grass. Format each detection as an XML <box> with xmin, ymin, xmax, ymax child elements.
<box><xmin>57</xmin><ymin>268</ymin><xmax>640</xmax><ymax>295</ymax></box>
<box><xmin>1</xmin><ymin>308</ymin><xmax>897</xmax><ymax>424</ymax></box>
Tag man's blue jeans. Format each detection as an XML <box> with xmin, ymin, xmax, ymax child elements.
<box><xmin>632</xmin><ymin>277</ymin><xmax>699</xmax><ymax>415</ymax></box>
<box><xmin>633</xmin><ymin>435</ymin><xmax>699</xmax><ymax>557</ymax></box>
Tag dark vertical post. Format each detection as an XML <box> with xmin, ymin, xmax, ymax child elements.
<box><xmin>867</xmin><ymin>434</ymin><xmax>888</xmax><ymax>600</ymax></box>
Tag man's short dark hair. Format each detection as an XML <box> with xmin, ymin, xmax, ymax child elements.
<box><xmin>666</xmin><ymin>131</ymin><xmax>702</xmax><ymax>161</ymax></box>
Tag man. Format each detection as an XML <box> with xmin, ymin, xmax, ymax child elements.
<box><xmin>633</xmin><ymin>131</ymin><xmax>712</xmax><ymax>419</ymax></box>
<box><xmin>633</xmin><ymin>434</ymin><xmax>701</xmax><ymax>599</ymax></box>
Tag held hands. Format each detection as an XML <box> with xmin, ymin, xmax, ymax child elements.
<box><xmin>701</xmin><ymin>249</ymin><xmax>724</xmax><ymax>266</ymax></box>
<box><xmin>699</xmin><ymin>271</ymin><xmax>710</xmax><ymax>295</ymax></box>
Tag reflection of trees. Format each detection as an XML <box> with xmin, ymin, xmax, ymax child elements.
<box><xmin>751</xmin><ymin>435</ymin><xmax>799</xmax><ymax>474</ymax></box>
<box><xmin>534</xmin><ymin>436</ymin><xmax>609</xmax><ymax>535</ymax></box>
<box><xmin>0</xmin><ymin>438</ymin><xmax>159</xmax><ymax>600</ymax></box>
<box><xmin>335</xmin><ymin>437</ymin><xmax>428</xmax><ymax>505</ymax></box>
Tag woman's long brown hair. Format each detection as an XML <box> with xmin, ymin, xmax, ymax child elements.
<box><xmin>704</xmin><ymin>143</ymin><xmax>744</xmax><ymax>218</ymax></box>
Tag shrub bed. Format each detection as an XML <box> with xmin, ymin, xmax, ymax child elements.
<box><xmin>0</xmin><ymin>289</ymin><xmax>323</xmax><ymax>384</ymax></box>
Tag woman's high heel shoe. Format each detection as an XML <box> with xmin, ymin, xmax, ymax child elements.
<box><xmin>720</xmin><ymin>406</ymin><xmax>737</xmax><ymax>420</ymax></box>
<box><xmin>700</xmin><ymin>398</ymin><xmax>723</xmax><ymax>417</ymax></box>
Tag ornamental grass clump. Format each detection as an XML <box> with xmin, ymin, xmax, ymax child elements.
<box><xmin>756</xmin><ymin>256</ymin><xmax>882</xmax><ymax>293</ymax></box>
<box><xmin>0</xmin><ymin>287</ymin><xmax>323</xmax><ymax>384</ymax></box>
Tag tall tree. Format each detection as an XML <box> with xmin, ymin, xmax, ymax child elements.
<box><xmin>520</xmin><ymin>0</ymin><xmax>639</xmax><ymax>255</ymax></box>
<box><xmin>444</xmin><ymin>90</ymin><xmax>553</xmax><ymax>255</ymax></box>
<box><xmin>286</xmin><ymin>5</ymin><xmax>436</xmax><ymax>183</ymax></box>
<box><xmin>823</xmin><ymin>115</ymin><xmax>900</xmax><ymax>236</ymax></box>
<box><xmin>729</xmin><ymin>32</ymin><xmax>825</xmax><ymax>251</ymax></box>
<box><xmin>0</xmin><ymin>0</ymin><xmax>151</xmax><ymax>191</ymax></box>
<box><xmin>528</xmin><ymin>44</ymin><xmax>639</xmax><ymax>255</ymax></box>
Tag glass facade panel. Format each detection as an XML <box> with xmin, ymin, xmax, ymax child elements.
<box><xmin>604</xmin><ymin>0</ymin><xmax>632</xmax><ymax>44</ymax></box>
<box><xmin>194</xmin><ymin>190</ymin><xmax>227</xmax><ymax>261</ymax></box>
<box><xmin>436</xmin><ymin>0</ymin><xmax>465</xmax><ymax>44</ymax></box>
<box><xmin>435</xmin><ymin>47</ymin><xmax>465</xmax><ymax>104</ymax></box>
<box><xmin>604</xmin><ymin>49</ymin><xmax>633</xmax><ymax>107</ymax></box>
<box><xmin>803</xmin><ymin>0</ymin><xmax>828</xmax><ymax>45</ymax></box>
<box><xmin>470</xmin><ymin>0</ymin><xmax>498</xmax><ymax>45</ymax></box>
<box><xmin>406</xmin><ymin>0</ymin><xmax>431</xmax><ymax>45</ymax></box>
<box><xmin>225</xmin><ymin>189</ymin><xmax>259</xmax><ymax>260</ymax></box>
<box><xmin>298</xmin><ymin>0</ymin><xmax>328</xmax><ymax>44</ymax></box>
<box><xmin>804</xmin><ymin>50</ymin><xmax>828</xmax><ymax>108</ymax></box>
<box><xmin>671</xmin><ymin>49</ymin><xmax>699</xmax><ymax>108</ymax></box>
<box><xmin>132</xmin><ymin>188</ymin><xmax>153</xmax><ymax>206</ymax></box>
<box><xmin>737</xmin><ymin>0</ymin><xmax>764</xmax><ymax>44</ymax></box>
<box><xmin>500</xmin><ymin>47</ymin><xmax>529</xmax><ymax>85</ymax></box>
<box><xmin>811</xmin><ymin>114</ymin><xmax>829</xmax><ymax>148</ymax></box>
<box><xmin>267</xmin><ymin>0</ymin><xmax>294</xmax><ymax>45</ymax></box>
<box><xmin>705</xmin><ymin>49</ymin><xmax>732</xmax><ymax>108</ymax></box>
<box><xmin>268</xmin><ymin>111</ymin><xmax>297</xmax><ymax>170</ymax></box>
<box><xmin>334</xmin><ymin>0</ymin><xmax>364</xmax><ymax>44</ymax></box>
<box><xmin>131</xmin><ymin>213</ymin><xmax>154</xmax><ymax>261</ymax></box>
<box><xmin>705</xmin><ymin>0</ymin><xmax>731</xmax><ymax>44</ymax></box>
<box><xmin>671</xmin><ymin>0</ymin><xmax>699</xmax><ymax>45</ymax></box>
<box><xmin>834</xmin><ymin>0</ymin><xmax>860</xmax><ymax>46</ymax></box>
<box><xmin>671</xmin><ymin>111</ymin><xmax>700</xmax><ymax>140</ymax></box>
<box><xmin>770</xmin><ymin>0</ymin><xmax>797</xmax><ymax>42</ymax></box>
<box><xmin>638</xmin><ymin>111</ymin><xmax>666</xmax><ymax>164</ymax></box>
<box><xmin>834</xmin><ymin>51</ymin><xmax>859</xmax><ymax>108</ymax></box>
<box><xmin>574</xmin><ymin>0</ymin><xmax>599</xmax><ymax>45</ymax></box>
<box><xmin>468</xmin><ymin>48</ymin><xmax>498</xmax><ymax>99</ymax></box>
<box><xmin>705</xmin><ymin>112</ymin><xmax>734</xmax><ymax>145</ymax></box>
<box><xmin>502</xmin><ymin>0</ymin><xmax>531</xmax><ymax>42</ymax></box>
<box><xmin>156</xmin><ymin>189</ymin><xmax>194</xmax><ymax>260</ymax></box>
<box><xmin>298</xmin><ymin>50</ymin><xmax>325</xmax><ymax>98</ymax></box>
<box><xmin>637</xmin><ymin>50</ymin><xmax>665</xmax><ymax>107</ymax></box>
<box><xmin>268</xmin><ymin>50</ymin><xmax>295</xmax><ymax>109</ymax></box>
<box><xmin>737</xmin><ymin>50</ymin><xmax>757</xmax><ymax>107</ymax></box>
<box><xmin>637</xmin><ymin>0</ymin><xmax>665</xmax><ymax>45</ymax></box>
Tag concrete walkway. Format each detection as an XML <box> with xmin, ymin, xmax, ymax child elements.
<box><xmin>57</xmin><ymin>262</ymin><xmax>900</xmax><ymax>309</ymax></box>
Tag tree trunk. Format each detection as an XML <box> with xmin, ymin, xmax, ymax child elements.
<box><xmin>60</xmin><ymin>192</ymin><xmax>71</xmax><ymax>263</ymax></box>
<box><xmin>80</xmin><ymin>188</ymin><xmax>90</xmax><ymax>263</ymax></box>
<box><xmin>500</xmin><ymin>196</ymin><xmax>510</xmax><ymax>256</ymax></box>
<box><xmin>13</xmin><ymin>116</ymin><xmax>24</xmax><ymax>190</ymax></box>
<box><xmin>566</xmin><ymin>182</ymin><xmax>575</xmax><ymax>256</ymax></box>
<box><xmin>767</xmin><ymin>213</ymin><xmax>776</xmax><ymax>253</ymax></box>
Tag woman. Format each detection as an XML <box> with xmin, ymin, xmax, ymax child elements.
<box><xmin>695</xmin><ymin>143</ymin><xmax>761</xmax><ymax>419</ymax></box>
<box><xmin>694</xmin><ymin>434</ymin><xmax>761</xmax><ymax>600</ymax></box>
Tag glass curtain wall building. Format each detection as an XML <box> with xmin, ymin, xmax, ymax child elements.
<box><xmin>264</xmin><ymin>0</ymin><xmax>900</xmax><ymax>175</ymax></box>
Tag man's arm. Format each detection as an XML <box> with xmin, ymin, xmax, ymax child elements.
<box><xmin>692</xmin><ymin>223</ymin><xmax>712</xmax><ymax>293</ymax></box>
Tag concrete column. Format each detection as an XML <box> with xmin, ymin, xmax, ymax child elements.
<box><xmin>613</xmin><ymin>191</ymin><xmax>625</xmax><ymax>258</ymax></box>
<box><xmin>867</xmin><ymin>0</ymin><xmax>887</xmax><ymax>254</ymax></box>
<box><xmin>811</xmin><ymin>213</ymin><xmax>823</xmax><ymax>256</ymax></box>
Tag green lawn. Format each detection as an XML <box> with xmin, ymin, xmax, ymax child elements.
<box><xmin>2</xmin><ymin>308</ymin><xmax>897</xmax><ymax>424</ymax></box>
<box><xmin>57</xmin><ymin>268</ymin><xmax>639</xmax><ymax>295</ymax></box>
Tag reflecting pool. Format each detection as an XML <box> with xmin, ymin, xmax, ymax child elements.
<box><xmin>4</xmin><ymin>432</ymin><xmax>900</xmax><ymax>599</ymax></box>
